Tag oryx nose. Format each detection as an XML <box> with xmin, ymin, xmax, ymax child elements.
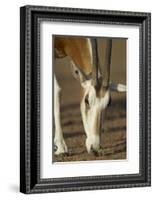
<box><xmin>90</xmin><ymin>144</ymin><xmax>100</xmax><ymax>152</ymax></box>
<box><xmin>89</xmin><ymin>145</ymin><xmax>101</xmax><ymax>156</ymax></box>
<box><xmin>86</xmin><ymin>136</ymin><xmax>100</xmax><ymax>154</ymax></box>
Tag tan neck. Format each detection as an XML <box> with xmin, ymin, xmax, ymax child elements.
<box><xmin>54</xmin><ymin>37</ymin><xmax>92</xmax><ymax>75</ymax></box>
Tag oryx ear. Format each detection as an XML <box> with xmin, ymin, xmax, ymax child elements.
<box><xmin>70</xmin><ymin>61</ymin><xmax>87</xmax><ymax>83</ymax></box>
<box><xmin>109</xmin><ymin>82</ymin><xmax>126</xmax><ymax>92</ymax></box>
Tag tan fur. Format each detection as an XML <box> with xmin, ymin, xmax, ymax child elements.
<box><xmin>54</xmin><ymin>37</ymin><xmax>92</xmax><ymax>75</ymax></box>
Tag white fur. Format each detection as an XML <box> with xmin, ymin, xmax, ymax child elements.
<box><xmin>54</xmin><ymin>76</ymin><xmax>68</xmax><ymax>154</ymax></box>
<box><xmin>81</xmin><ymin>80</ymin><xmax>110</xmax><ymax>153</ymax></box>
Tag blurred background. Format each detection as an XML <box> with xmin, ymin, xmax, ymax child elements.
<box><xmin>53</xmin><ymin>37</ymin><xmax>126</xmax><ymax>162</ymax></box>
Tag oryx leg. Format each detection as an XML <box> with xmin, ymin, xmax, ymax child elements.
<box><xmin>54</xmin><ymin>76</ymin><xmax>68</xmax><ymax>154</ymax></box>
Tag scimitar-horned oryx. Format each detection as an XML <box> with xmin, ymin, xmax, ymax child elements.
<box><xmin>54</xmin><ymin>37</ymin><xmax>126</xmax><ymax>155</ymax></box>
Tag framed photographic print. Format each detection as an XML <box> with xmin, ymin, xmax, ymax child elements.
<box><xmin>20</xmin><ymin>5</ymin><xmax>151</xmax><ymax>193</ymax></box>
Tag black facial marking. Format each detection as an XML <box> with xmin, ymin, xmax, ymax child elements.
<box><xmin>85</xmin><ymin>94</ymin><xmax>89</xmax><ymax>108</ymax></box>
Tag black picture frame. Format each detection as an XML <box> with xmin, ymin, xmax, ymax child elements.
<box><xmin>20</xmin><ymin>5</ymin><xmax>151</xmax><ymax>193</ymax></box>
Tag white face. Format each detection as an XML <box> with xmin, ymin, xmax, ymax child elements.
<box><xmin>81</xmin><ymin>80</ymin><xmax>110</xmax><ymax>153</ymax></box>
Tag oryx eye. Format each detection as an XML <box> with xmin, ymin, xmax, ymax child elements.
<box><xmin>85</xmin><ymin>94</ymin><xmax>89</xmax><ymax>107</ymax></box>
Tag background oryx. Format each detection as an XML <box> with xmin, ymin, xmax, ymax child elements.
<box><xmin>54</xmin><ymin>36</ymin><xmax>126</xmax><ymax>157</ymax></box>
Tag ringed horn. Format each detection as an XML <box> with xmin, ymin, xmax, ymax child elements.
<box><xmin>91</xmin><ymin>38</ymin><xmax>112</xmax><ymax>88</ymax></box>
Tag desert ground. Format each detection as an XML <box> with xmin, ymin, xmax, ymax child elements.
<box><xmin>53</xmin><ymin>38</ymin><xmax>126</xmax><ymax>162</ymax></box>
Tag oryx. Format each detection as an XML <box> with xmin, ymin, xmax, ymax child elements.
<box><xmin>54</xmin><ymin>37</ymin><xmax>126</xmax><ymax>155</ymax></box>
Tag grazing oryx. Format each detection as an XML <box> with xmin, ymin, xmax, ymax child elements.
<box><xmin>54</xmin><ymin>37</ymin><xmax>126</xmax><ymax>155</ymax></box>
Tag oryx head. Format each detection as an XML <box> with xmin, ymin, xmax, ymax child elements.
<box><xmin>71</xmin><ymin>38</ymin><xmax>126</xmax><ymax>153</ymax></box>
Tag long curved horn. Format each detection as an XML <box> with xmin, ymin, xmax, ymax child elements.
<box><xmin>101</xmin><ymin>39</ymin><xmax>112</xmax><ymax>87</ymax></box>
<box><xmin>91</xmin><ymin>38</ymin><xmax>99</xmax><ymax>87</ymax></box>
